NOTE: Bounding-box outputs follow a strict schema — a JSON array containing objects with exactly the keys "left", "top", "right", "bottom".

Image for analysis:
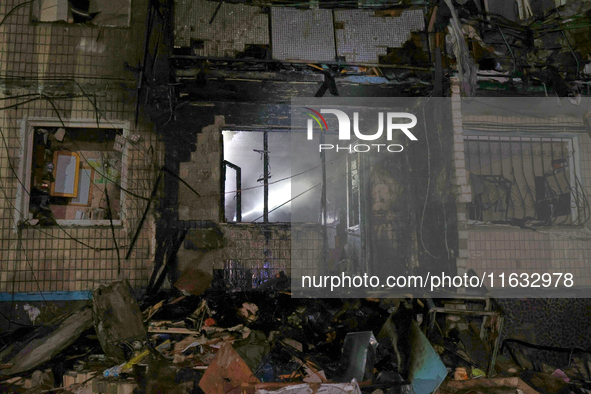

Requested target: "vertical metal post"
[
  {"left": 263, "top": 131, "right": 269, "bottom": 223},
  {"left": 236, "top": 166, "right": 242, "bottom": 223},
  {"left": 221, "top": 157, "right": 226, "bottom": 222},
  {"left": 321, "top": 132, "right": 328, "bottom": 275}
]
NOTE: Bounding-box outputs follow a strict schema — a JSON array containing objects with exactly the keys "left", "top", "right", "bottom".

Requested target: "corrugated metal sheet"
[
  {"left": 271, "top": 8, "right": 336, "bottom": 62},
  {"left": 174, "top": 0, "right": 269, "bottom": 57},
  {"left": 334, "top": 9, "right": 424, "bottom": 63}
]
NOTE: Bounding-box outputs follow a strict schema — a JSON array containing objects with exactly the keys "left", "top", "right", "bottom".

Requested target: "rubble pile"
[{"left": 0, "top": 280, "right": 589, "bottom": 394}]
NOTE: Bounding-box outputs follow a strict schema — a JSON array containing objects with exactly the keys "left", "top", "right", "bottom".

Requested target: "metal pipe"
[
  {"left": 263, "top": 131, "right": 269, "bottom": 223},
  {"left": 224, "top": 160, "right": 242, "bottom": 222}
]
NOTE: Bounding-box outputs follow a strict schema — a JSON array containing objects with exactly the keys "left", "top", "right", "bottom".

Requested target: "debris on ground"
[
  {"left": 92, "top": 280, "right": 147, "bottom": 361},
  {"left": 0, "top": 305, "right": 93, "bottom": 377},
  {"left": 1, "top": 281, "right": 590, "bottom": 394}
]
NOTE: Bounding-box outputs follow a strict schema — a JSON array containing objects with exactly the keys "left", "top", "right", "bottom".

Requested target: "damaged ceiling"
[{"left": 166, "top": 0, "right": 591, "bottom": 105}]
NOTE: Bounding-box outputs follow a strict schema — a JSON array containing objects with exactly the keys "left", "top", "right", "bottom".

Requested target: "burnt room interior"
[{"left": 2, "top": 0, "right": 591, "bottom": 393}]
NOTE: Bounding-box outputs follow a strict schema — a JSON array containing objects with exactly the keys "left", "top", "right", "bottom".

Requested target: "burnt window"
[
  {"left": 28, "top": 127, "right": 124, "bottom": 225},
  {"left": 464, "top": 135, "right": 590, "bottom": 226},
  {"left": 223, "top": 130, "right": 293, "bottom": 223},
  {"left": 16, "top": 119, "right": 131, "bottom": 228},
  {"left": 222, "top": 130, "right": 353, "bottom": 225}
]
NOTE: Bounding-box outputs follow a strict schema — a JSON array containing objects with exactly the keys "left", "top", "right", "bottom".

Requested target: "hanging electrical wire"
[
  {"left": 0, "top": 0, "right": 36, "bottom": 29},
  {"left": 42, "top": 95, "right": 152, "bottom": 202},
  {"left": 0, "top": 124, "right": 132, "bottom": 251},
  {"left": 0, "top": 84, "right": 171, "bottom": 259},
  {"left": 0, "top": 176, "right": 57, "bottom": 318},
  {"left": 224, "top": 151, "right": 347, "bottom": 194},
  {"left": 251, "top": 166, "right": 348, "bottom": 222},
  {"left": 104, "top": 184, "right": 121, "bottom": 274}
]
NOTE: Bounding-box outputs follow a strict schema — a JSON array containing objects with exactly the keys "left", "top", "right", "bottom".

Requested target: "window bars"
[{"left": 464, "top": 135, "right": 590, "bottom": 226}]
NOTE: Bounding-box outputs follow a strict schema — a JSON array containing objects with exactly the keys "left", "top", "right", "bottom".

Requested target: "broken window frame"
[
  {"left": 15, "top": 118, "right": 131, "bottom": 229},
  {"left": 463, "top": 132, "right": 590, "bottom": 227},
  {"left": 222, "top": 128, "right": 292, "bottom": 224}
]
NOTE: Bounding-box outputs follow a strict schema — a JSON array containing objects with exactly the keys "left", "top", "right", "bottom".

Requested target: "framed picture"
[
  {"left": 69, "top": 166, "right": 94, "bottom": 207},
  {"left": 50, "top": 151, "right": 80, "bottom": 197}
]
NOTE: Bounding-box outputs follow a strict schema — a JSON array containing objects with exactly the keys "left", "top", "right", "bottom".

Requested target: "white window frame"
[{"left": 15, "top": 117, "right": 130, "bottom": 229}]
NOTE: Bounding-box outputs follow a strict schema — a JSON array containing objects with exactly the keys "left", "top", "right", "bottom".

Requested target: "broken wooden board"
[
  {"left": 0, "top": 306, "right": 93, "bottom": 376},
  {"left": 148, "top": 327, "right": 201, "bottom": 335},
  {"left": 199, "top": 342, "right": 259, "bottom": 394},
  {"left": 92, "top": 280, "right": 147, "bottom": 360}
]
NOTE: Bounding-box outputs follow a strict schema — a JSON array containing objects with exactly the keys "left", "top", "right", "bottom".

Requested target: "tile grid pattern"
[
  {"left": 451, "top": 81, "right": 591, "bottom": 289},
  {"left": 290, "top": 225, "right": 324, "bottom": 279},
  {"left": 334, "top": 9, "right": 425, "bottom": 63},
  {"left": 174, "top": 0, "right": 269, "bottom": 56},
  {"left": 173, "top": 1, "right": 425, "bottom": 64},
  {"left": 0, "top": 0, "right": 162, "bottom": 292},
  {"left": 222, "top": 226, "right": 292, "bottom": 288},
  {"left": 179, "top": 117, "right": 322, "bottom": 282},
  {"left": 466, "top": 230, "right": 591, "bottom": 286},
  {"left": 271, "top": 8, "right": 336, "bottom": 62}
]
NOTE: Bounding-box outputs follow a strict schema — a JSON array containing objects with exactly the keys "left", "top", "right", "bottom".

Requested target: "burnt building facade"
[{"left": 1, "top": 0, "right": 591, "bottom": 361}]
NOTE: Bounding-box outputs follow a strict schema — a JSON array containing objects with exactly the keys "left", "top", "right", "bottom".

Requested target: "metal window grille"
[{"left": 464, "top": 135, "right": 590, "bottom": 226}]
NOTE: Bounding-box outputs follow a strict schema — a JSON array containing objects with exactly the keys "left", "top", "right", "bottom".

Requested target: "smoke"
[{"left": 223, "top": 130, "right": 349, "bottom": 223}]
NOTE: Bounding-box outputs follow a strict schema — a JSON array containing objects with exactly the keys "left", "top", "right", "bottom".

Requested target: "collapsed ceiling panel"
[
  {"left": 174, "top": 0, "right": 269, "bottom": 57},
  {"left": 271, "top": 8, "right": 336, "bottom": 62},
  {"left": 334, "top": 9, "right": 425, "bottom": 63}
]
